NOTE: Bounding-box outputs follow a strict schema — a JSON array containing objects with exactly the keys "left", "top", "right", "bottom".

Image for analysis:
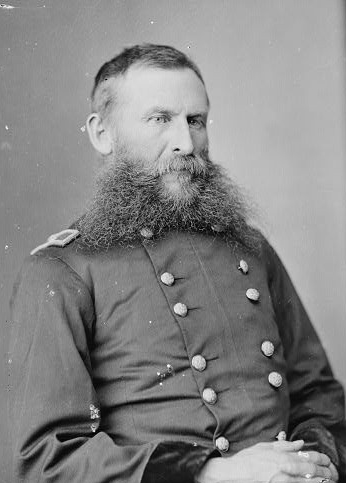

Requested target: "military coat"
[{"left": 8, "top": 229, "right": 346, "bottom": 482}]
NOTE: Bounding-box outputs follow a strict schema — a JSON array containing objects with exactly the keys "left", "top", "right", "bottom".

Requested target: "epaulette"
[{"left": 30, "top": 229, "right": 80, "bottom": 256}]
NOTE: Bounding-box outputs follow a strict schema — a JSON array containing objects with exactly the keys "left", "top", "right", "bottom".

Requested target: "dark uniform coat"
[{"left": 8, "top": 229, "right": 346, "bottom": 482}]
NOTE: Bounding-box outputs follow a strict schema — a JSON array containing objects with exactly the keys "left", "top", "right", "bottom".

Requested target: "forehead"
[{"left": 114, "top": 66, "right": 209, "bottom": 115}]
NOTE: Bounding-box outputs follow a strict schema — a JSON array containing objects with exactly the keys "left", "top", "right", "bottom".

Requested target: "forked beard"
[{"left": 76, "top": 150, "right": 262, "bottom": 252}]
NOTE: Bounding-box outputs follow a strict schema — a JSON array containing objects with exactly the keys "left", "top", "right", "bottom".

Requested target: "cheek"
[
  {"left": 139, "top": 135, "right": 168, "bottom": 163},
  {"left": 136, "top": 141, "right": 164, "bottom": 164},
  {"left": 129, "top": 128, "right": 162, "bottom": 152},
  {"left": 115, "top": 122, "right": 169, "bottom": 163},
  {"left": 194, "top": 130, "right": 209, "bottom": 149}
]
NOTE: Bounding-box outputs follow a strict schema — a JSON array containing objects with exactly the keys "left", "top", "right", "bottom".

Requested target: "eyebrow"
[
  {"left": 142, "top": 107, "right": 177, "bottom": 118},
  {"left": 142, "top": 106, "right": 208, "bottom": 118}
]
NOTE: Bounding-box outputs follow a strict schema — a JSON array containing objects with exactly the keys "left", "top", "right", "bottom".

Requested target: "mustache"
[{"left": 153, "top": 151, "right": 209, "bottom": 178}]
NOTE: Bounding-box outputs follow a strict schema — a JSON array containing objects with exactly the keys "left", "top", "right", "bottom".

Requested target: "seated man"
[{"left": 8, "top": 43, "right": 346, "bottom": 483}]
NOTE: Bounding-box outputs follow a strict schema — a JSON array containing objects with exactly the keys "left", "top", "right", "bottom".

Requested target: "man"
[{"left": 8, "top": 44, "right": 346, "bottom": 483}]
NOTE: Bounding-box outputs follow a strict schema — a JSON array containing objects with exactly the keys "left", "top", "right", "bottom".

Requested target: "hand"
[
  {"left": 291, "top": 450, "right": 338, "bottom": 482},
  {"left": 271, "top": 450, "right": 339, "bottom": 483},
  {"left": 196, "top": 440, "right": 336, "bottom": 483}
]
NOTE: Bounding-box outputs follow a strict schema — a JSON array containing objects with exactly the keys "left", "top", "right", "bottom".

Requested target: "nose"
[{"left": 171, "top": 118, "right": 194, "bottom": 155}]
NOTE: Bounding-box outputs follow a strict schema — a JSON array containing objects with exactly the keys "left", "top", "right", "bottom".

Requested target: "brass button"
[
  {"left": 276, "top": 430, "right": 287, "bottom": 441},
  {"left": 202, "top": 387, "right": 217, "bottom": 405},
  {"left": 140, "top": 227, "right": 153, "bottom": 239},
  {"left": 238, "top": 260, "right": 249, "bottom": 274},
  {"left": 161, "top": 272, "right": 175, "bottom": 286},
  {"left": 191, "top": 355, "right": 207, "bottom": 372},
  {"left": 261, "top": 340, "right": 275, "bottom": 357},
  {"left": 215, "top": 436, "right": 230, "bottom": 452},
  {"left": 173, "top": 302, "right": 188, "bottom": 317},
  {"left": 268, "top": 371, "right": 282, "bottom": 388},
  {"left": 246, "top": 288, "right": 260, "bottom": 302}
]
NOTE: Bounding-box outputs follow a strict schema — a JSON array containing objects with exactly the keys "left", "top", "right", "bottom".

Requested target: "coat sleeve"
[
  {"left": 263, "top": 241, "right": 346, "bottom": 481},
  {"left": 8, "top": 254, "right": 212, "bottom": 483}
]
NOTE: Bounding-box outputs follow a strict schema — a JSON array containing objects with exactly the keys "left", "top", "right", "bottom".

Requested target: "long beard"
[{"left": 76, "top": 150, "right": 261, "bottom": 252}]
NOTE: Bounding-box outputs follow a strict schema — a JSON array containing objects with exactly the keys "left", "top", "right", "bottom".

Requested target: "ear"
[{"left": 86, "top": 113, "right": 113, "bottom": 155}]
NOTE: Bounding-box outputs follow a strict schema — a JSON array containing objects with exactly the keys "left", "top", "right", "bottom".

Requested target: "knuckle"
[
  {"left": 306, "top": 451, "right": 317, "bottom": 462},
  {"left": 315, "top": 451, "right": 331, "bottom": 465},
  {"left": 269, "top": 473, "right": 287, "bottom": 483},
  {"left": 307, "top": 463, "right": 317, "bottom": 475},
  {"left": 281, "top": 460, "right": 294, "bottom": 474},
  {"left": 317, "top": 465, "right": 332, "bottom": 478},
  {"left": 298, "top": 450, "right": 310, "bottom": 459},
  {"left": 274, "top": 440, "right": 292, "bottom": 452},
  {"left": 324, "top": 468, "right": 333, "bottom": 478}
]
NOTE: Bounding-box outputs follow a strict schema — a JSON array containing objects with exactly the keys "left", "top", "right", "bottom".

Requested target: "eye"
[
  {"left": 188, "top": 117, "right": 205, "bottom": 128},
  {"left": 149, "top": 115, "right": 169, "bottom": 124}
]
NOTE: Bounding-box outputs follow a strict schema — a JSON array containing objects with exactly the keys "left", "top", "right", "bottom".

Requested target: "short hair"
[{"left": 91, "top": 43, "right": 206, "bottom": 121}]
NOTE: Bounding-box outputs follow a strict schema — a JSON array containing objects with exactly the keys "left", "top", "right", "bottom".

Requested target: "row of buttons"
[
  {"left": 159, "top": 260, "right": 284, "bottom": 452},
  {"left": 236, "top": 259, "right": 283, "bottom": 389},
  {"left": 160, "top": 268, "right": 230, "bottom": 449}
]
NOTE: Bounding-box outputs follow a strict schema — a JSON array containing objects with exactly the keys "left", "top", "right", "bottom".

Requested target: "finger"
[
  {"left": 271, "top": 476, "right": 335, "bottom": 483},
  {"left": 301, "top": 479, "right": 335, "bottom": 483},
  {"left": 329, "top": 462, "right": 339, "bottom": 482},
  {"left": 297, "top": 451, "right": 331, "bottom": 467},
  {"left": 274, "top": 440, "right": 305, "bottom": 452},
  {"left": 303, "top": 464, "right": 333, "bottom": 480},
  {"left": 270, "top": 471, "right": 335, "bottom": 483},
  {"left": 281, "top": 460, "right": 333, "bottom": 479},
  {"left": 291, "top": 478, "right": 334, "bottom": 483},
  {"left": 305, "top": 464, "right": 333, "bottom": 480}
]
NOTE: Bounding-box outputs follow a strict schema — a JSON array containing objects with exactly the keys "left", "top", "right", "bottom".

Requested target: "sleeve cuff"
[
  {"left": 142, "top": 441, "right": 216, "bottom": 483},
  {"left": 289, "top": 418, "right": 339, "bottom": 468}
]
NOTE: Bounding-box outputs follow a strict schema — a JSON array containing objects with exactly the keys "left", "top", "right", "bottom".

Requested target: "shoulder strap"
[{"left": 30, "top": 229, "right": 80, "bottom": 255}]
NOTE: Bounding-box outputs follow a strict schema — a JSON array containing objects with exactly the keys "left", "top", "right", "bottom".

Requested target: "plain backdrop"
[{"left": 1, "top": 1, "right": 345, "bottom": 480}]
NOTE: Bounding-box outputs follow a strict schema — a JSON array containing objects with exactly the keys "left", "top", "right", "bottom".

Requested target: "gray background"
[{"left": 1, "top": 1, "right": 345, "bottom": 480}]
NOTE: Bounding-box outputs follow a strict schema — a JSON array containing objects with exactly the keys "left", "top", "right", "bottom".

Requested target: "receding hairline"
[
  {"left": 90, "top": 44, "right": 207, "bottom": 119},
  {"left": 91, "top": 63, "right": 209, "bottom": 121}
]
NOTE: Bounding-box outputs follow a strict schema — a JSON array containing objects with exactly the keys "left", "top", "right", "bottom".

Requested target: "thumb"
[{"left": 274, "top": 439, "right": 305, "bottom": 452}]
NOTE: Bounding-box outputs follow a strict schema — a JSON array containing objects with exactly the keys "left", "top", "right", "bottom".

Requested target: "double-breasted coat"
[{"left": 8, "top": 228, "right": 346, "bottom": 482}]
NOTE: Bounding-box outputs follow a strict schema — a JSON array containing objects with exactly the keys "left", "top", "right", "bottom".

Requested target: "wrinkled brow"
[{"left": 143, "top": 106, "right": 208, "bottom": 118}]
